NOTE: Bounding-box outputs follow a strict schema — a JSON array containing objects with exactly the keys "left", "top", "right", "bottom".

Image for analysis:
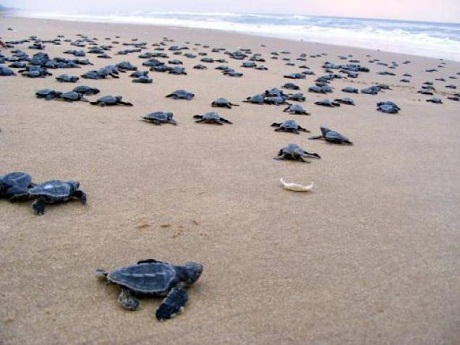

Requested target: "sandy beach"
[{"left": 1, "top": 15, "right": 459, "bottom": 344}]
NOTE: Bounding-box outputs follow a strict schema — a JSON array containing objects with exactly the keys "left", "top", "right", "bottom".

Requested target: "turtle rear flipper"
[
  {"left": 118, "top": 288, "right": 140, "bottom": 311},
  {"left": 32, "top": 198, "right": 46, "bottom": 215},
  {"left": 156, "top": 286, "right": 188, "bottom": 321}
]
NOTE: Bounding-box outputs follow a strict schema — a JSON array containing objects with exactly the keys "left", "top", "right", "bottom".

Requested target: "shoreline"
[
  {"left": 1, "top": 15, "right": 460, "bottom": 345},
  {"left": 4, "top": 11, "right": 460, "bottom": 62}
]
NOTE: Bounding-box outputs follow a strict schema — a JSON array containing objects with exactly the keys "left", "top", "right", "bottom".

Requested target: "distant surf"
[{"left": 11, "top": 10, "right": 460, "bottom": 61}]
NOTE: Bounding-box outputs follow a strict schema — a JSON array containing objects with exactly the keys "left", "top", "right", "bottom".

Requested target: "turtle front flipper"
[
  {"left": 73, "top": 190, "right": 87, "bottom": 204},
  {"left": 308, "top": 135, "right": 324, "bottom": 140},
  {"left": 32, "top": 198, "right": 46, "bottom": 215},
  {"left": 118, "top": 288, "right": 140, "bottom": 311},
  {"left": 156, "top": 286, "right": 188, "bottom": 321}
]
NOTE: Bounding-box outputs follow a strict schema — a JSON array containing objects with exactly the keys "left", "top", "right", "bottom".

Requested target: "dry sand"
[{"left": 1, "top": 16, "right": 459, "bottom": 345}]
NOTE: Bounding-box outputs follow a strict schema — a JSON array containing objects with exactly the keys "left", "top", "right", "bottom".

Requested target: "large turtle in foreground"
[
  {"left": 96, "top": 259, "right": 203, "bottom": 321},
  {"left": 28, "top": 180, "right": 87, "bottom": 215}
]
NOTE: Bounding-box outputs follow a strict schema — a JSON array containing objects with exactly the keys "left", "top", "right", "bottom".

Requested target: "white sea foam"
[{"left": 14, "top": 10, "right": 460, "bottom": 61}]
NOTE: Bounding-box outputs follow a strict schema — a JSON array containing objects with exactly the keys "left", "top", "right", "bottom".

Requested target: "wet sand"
[{"left": 1, "top": 16, "right": 460, "bottom": 345}]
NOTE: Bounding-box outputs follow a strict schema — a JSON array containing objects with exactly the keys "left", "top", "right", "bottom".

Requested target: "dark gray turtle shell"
[
  {"left": 0, "top": 172, "right": 33, "bottom": 198},
  {"left": 105, "top": 261, "right": 179, "bottom": 295},
  {"left": 29, "top": 180, "right": 79, "bottom": 202}
]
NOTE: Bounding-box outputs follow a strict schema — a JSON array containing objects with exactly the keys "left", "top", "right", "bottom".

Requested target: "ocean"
[{"left": 12, "top": 10, "right": 460, "bottom": 62}]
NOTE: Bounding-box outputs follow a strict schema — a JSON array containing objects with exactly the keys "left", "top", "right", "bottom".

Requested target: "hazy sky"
[{"left": 2, "top": 0, "right": 460, "bottom": 23}]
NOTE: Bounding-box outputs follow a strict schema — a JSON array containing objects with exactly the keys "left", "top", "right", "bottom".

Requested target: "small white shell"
[{"left": 280, "top": 178, "right": 314, "bottom": 192}]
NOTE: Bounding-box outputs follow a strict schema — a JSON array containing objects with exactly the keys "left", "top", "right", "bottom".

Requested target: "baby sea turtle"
[
  {"left": 28, "top": 180, "right": 87, "bottom": 215},
  {"left": 96, "top": 259, "right": 203, "bottom": 321},
  {"left": 426, "top": 97, "right": 443, "bottom": 104},
  {"left": 282, "top": 82, "right": 300, "bottom": 90},
  {"left": 377, "top": 101, "right": 401, "bottom": 113},
  {"left": 334, "top": 97, "right": 355, "bottom": 106},
  {"left": 132, "top": 76, "right": 153, "bottom": 83},
  {"left": 56, "top": 74, "right": 79, "bottom": 83},
  {"left": 309, "top": 127, "right": 353, "bottom": 145},
  {"left": 165, "top": 89, "right": 194, "bottom": 100},
  {"left": 58, "top": 91, "right": 89, "bottom": 102},
  {"left": 90, "top": 96, "right": 133, "bottom": 106},
  {"left": 35, "top": 89, "right": 62, "bottom": 100},
  {"left": 314, "top": 99, "right": 340, "bottom": 107},
  {"left": 243, "top": 94, "right": 265, "bottom": 104},
  {"left": 287, "top": 93, "right": 306, "bottom": 102},
  {"left": 275, "top": 143, "right": 321, "bottom": 163},
  {"left": 142, "top": 112, "right": 177, "bottom": 125},
  {"left": 283, "top": 104, "right": 310, "bottom": 115},
  {"left": 193, "top": 111, "right": 232, "bottom": 125},
  {"left": 271, "top": 120, "right": 310, "bottom": 134},
  {"left": 72, "top": 86, "right": 100, "bottom": 96},
  {"left": 0, "top": 172, "right": 34, "bottom": 201},
  {"left": 211, "top": 97, "right": 239, "bottom": 109},
  {"left": 341, "top": 86, "right": 359, "bottom": 94}
]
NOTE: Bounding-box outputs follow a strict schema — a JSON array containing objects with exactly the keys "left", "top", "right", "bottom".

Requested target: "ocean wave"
[{"left": 14, "top": 10, "right": 460, "bottom": 61}]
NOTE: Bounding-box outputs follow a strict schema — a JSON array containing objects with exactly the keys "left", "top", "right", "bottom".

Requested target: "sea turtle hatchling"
[
  {"left": 72, "top": 85, "right": 100, "bottom": 96},
  {"left": 90, "top": 96, "right": 133, "bottom": 106},
  {"left": 275, "top": 143, "right": 321, "bottom": 163},
  {"left": 193, "top": 111, "right": 232, "bottom": 125},
  {"left": 142, "top": 112, "right": 177, "bottom": 125},
  {"left": 211, "top": 97, "right": 239, "bottom": 109},
  {"left": 28, "top": 180, "right": 87, "bottom": 215},
  {"left": 165, "top": 89, "right": 194, "bottom": 100},
  {"left": 309, "top": 126, "right": 353, "bottom": 145},
  {"left": 96, "top": 259, "right": 203, "bottom": 321},
  {"left": 35, "top": 89, "right": 62, "bottom": 100},
  {"left": 271, "top": 120, "right": 311, "bottom": 134},
  {"left": 283, "top": 104, "right": 310, "bottom": 115}
]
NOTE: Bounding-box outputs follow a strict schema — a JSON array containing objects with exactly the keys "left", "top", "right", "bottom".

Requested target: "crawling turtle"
[
  {"left": 36, "top": 89, "right": 62, "bottom": 100},
  {"left": 59, "top": 91, "right": 89, "bottom": 102},
  {"left": 271, "top": 120, "right": 310, "bottom": 134},
  {"left": 314, "top": 99, "right": 340, "bottom": 107},
  {"left": 283, "top": 104, "right": 310, "bottom": 115},
  {"left": 28, "top": 180, "right": 87, "bottom": 215},
  {"left": 243, "top": 94, "right": 264, "bottom": 104},
  {"left": 193, "top": 111, "right": 232, "bottom": 125},
  {"left": 377, "top": 101, "right": 400, "bottom": 113},
  {"left": 90, "top": 96, "right": 133, "bottom": 106},
  {"left": 72, "top": 85, "right": 100, "bottom": 96},
  {"left": 0, "top": 172, "right": 34, "bottom": 201},
  {"left": 334, "top": 97, "right": 355, "bottom": 106},
  {"left": 132, "top": 76, "right": 153, "bottom": 83},
  {"left": 287, "top": 93, "right": 306, "bottom": 102},
  {"left": 426, "top": 97, "right": 443, "bottom": 104},
  {"left": 211, "top": 97, "right": 239, "bottom": 109},
  {"left": 275, "top": 143, "right": 321, "bottom": 163},
  {"left": 130, "top": 71, "right": 149, "bottom": 78},
  {"left": 341, "top": 86, "right": 359, "bottom": 94},
  {"left": 56, "top": 74, "right": 79, "bottom": 83},
  {"left": 165, "top": 89, "right": 194, "bottom": 100},
  {"left": 142, "top": 112, "right": 177, "bottom": 125},
  {"left": 309, "top": 127, "right": 353, "bottom": 144},
  {"left": 282, "top": 83, "right": 300, "bottom": 90},
  {"left": 96, "top": 259, "right": 203, "bottom": 321}
]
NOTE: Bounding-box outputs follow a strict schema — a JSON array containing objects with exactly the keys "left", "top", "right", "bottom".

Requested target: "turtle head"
[
  {"left": 179, "top": 262, "right": 203, "bottom": 286},
  {"left": 320, "top": 126, "right": 330, "bottom": 135}
]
